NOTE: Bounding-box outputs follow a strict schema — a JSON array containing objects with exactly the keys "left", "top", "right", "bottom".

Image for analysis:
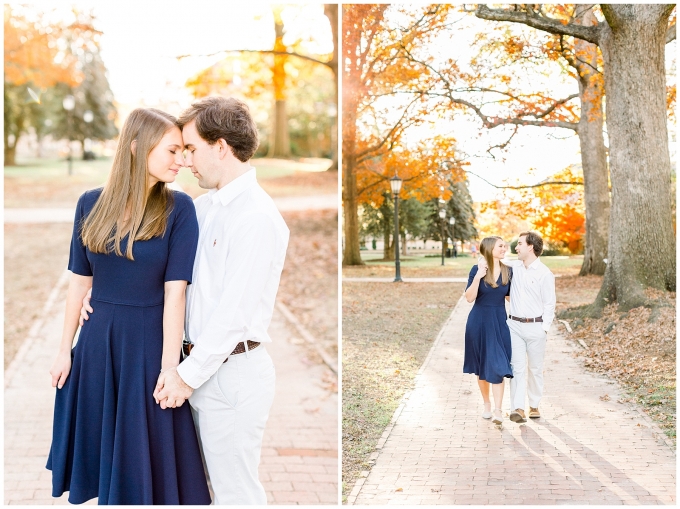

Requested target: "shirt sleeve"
[
  {"left": 466, "top": 265, "right": 478, "bottom": 290},
  {"left": 176, "top": 212, "right": 280, "bottom": 389},
  {"left": 541, "top": 269, "right": 556, "bottom": 332},
  {"left": 164, "top": 194, "right": 199, "bottom": 284},
  {"left": 68, "top": 193, "right": 93, "bottom": 276}
]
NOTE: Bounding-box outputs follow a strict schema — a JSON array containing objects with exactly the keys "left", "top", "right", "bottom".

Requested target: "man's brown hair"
[
  {"left": 178, "top": 96, "right": 259, "bottom": 162},
  {"left": 519, "top": 231, "right": 544, "bottom": 257}
]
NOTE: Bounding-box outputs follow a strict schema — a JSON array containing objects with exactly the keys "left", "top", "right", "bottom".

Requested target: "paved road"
[
  {"left": 4, "top": 194, "right": 338, "bottom": 224},
  {"left": 348, "top": 297, "right": 675, "bottom": 505},
  {"left": 4, "top": 273, "right": 338, "bottom": 505}
]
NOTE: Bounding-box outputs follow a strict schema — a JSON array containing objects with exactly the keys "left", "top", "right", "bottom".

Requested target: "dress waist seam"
[{"left": 90, "top": 297, "right": 164, "bottom": 308}]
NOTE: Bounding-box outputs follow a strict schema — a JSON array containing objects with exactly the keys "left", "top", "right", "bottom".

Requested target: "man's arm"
[
  {"left": 175, "top": 212, "right": 281, "bottom": 389},
  {"left": 541, "top": 270, "right": 557, "bottom": 333}
]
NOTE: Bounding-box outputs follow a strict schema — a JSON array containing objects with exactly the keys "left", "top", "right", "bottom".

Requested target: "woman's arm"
[
  {"left": 464, "top": 262, "right": 487, "bottom": 303},
  {"left": 50, "top": 273, "right": 93, "bottom": 389},
  {"left": 162, "top": 280, "right": 188, "bottom": 371}
]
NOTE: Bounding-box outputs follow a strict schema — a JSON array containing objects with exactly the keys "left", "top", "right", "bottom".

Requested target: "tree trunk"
[
  {"left": 573, "top": 8, "right": 610, "bottom": 276},
  {"left": 268, "top": 100, "right": 291, "bottom": 158},
  {"left": 402, "top": 233, "right": 408, "bottom": 256},
  {"left": 4, "top": 143, "right": 16, "bottom": 166},
  {"left": 382, "top": 223, "right": 394, "bottom": 261},
  {"left": 268, "top": 13, "right": 291, "bottom": 159},
  {"left": 324, "top": 4, "right": 339, "bottom": 170},
  {"left": 342, "top": 92, "right": 364, "bottom": 265},
  {"left": 595, "top": 5, "right": 676, "bottom": 310}
]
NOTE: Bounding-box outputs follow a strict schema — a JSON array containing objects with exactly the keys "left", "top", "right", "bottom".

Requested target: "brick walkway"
[
  {"left": 349, "top": 297, "right": 675, "bottom": 505},
  {"left": 4, "top": 275, "right": 338, "bottom": 505}
]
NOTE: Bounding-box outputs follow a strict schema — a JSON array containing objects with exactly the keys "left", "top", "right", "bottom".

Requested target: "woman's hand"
[
  {"left": 50, "top": 350, "right": 72, "bottom": 389},
  {"left": 476, "top": 257, "right": 488, "bottom": 279}
]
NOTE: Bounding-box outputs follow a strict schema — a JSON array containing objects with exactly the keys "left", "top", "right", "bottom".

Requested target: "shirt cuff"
[{"left": 176, "top": 356, "right": 209, "bottom": 390}]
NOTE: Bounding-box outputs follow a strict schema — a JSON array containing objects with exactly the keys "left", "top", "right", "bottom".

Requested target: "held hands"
[
  {"left": 79, "top": 288, "right": 93, "bottom": 327},
  {"left": 153, "top": 368, "right": 193, "bottom": 409},
  {"left": 50, "top": 351, "right": 72, "bottom": 389},
  {"left": 475, "top": 257, "right": 488, "bottom": 280}
]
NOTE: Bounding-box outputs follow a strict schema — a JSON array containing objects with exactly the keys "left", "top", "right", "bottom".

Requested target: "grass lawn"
[
  {"left": 342, "top": 282, "right": 464, "bottom": 500},
  {"left": 343, "top": 253, "right": 585, "bottom": 279}
]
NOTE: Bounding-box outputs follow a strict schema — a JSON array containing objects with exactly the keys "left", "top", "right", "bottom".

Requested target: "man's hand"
[
  {"left": 154, "top": 367, "right": 193, "bottom": 409},
  {"left": 79, "top": 288, "right": 93, "bottom": 327}
]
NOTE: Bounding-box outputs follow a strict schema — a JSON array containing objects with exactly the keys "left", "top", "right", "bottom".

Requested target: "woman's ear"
[{"left": 131, "top": 139, "right": 137, "bottom": 156}]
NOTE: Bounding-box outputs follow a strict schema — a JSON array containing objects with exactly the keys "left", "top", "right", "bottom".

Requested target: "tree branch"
[
  {"left": 355, "top": 95, "right": 423, "bottom": 162},
  {"left": 176, "top": 49, "right": 332, "bottom": 69},
  {"left": 475, "top": 5, "right": 601, "bottom": 45},
  {"left": 667, "top": 23, "right": 676, "bottom": 43},
  {"left": 465, "top": 169, "right": 584, "bottom": 189}
]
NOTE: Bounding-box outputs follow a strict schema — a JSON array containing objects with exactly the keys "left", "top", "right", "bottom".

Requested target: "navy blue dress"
[
  {"left": 47, "top": 188, "right": 211, "bottom": 505},
  {"left": 463, "top": 265, "right": 513, "bottom": 384}
]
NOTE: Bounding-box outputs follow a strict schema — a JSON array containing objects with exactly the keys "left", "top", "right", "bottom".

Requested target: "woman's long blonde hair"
[
  {"left": 81, "top": 108, "right": 177, "bottom": 260},
  {"left": 480, "top": 236, "right": 510, "bottom": 288}
]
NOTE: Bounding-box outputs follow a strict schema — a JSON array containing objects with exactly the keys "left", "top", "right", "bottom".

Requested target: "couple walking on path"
[{"left": 464, "top": 232, "right": 556, "bottom": 425}]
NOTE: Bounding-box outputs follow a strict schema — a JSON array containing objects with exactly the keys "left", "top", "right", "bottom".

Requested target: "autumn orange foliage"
[
  {"left": 480, "top": 166, "right": 586, "bottom": 253},
  {"left": 4, "top": 6, "right": 84, "bottom": 89}
]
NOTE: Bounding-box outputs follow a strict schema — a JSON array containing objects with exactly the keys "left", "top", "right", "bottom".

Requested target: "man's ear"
[
  {"left": 131, "top": 139, "right": 137, "bottom": 156},
  {"left": 216, "top": 138, "right": 234, "bottom": 160}
]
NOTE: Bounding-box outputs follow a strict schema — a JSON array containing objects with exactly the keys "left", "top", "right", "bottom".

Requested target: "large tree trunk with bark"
[
  {"left": 342, "top": 93, "right": 364, "bottom": 265},
  {"left": 573, "top": 8, "right": 610, "bottom": 276},
  {"left": 595, "top": 5, "right": 676, "bottom": 310}
]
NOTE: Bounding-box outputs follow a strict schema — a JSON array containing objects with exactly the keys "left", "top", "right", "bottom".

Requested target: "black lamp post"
[
  {"left": 390, "top": 175, "right": 403, "bottom": 282},
  {"left": 63, "top": 95, "right": 75, "bottom": 175},
  {"left": 439, "top": 208, "right": 446, "bottom": 266}
]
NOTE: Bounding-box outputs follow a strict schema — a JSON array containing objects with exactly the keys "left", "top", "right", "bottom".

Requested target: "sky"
[
  {"left": 30, "top": 2, "right": 333, "bottom": 122},
  {"left": 365, "top": 6, "right": 676, "bottom": 203}
]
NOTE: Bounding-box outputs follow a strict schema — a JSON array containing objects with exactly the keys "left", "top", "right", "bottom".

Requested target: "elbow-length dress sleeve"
[
  {"left": 68, "top": 193, "right": 93, "bottom": 277},
  {"left": 164, "top": 193, "right": 199, "bottom": 284},
  {"left": 466, "top": 265, "right": 479, "bottom": 291}
]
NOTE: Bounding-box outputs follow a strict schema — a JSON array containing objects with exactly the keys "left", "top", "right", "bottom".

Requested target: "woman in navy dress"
[
  {"left": 47, "top": 108, "right": 211, "bottom": 505},
  {"left": 463, "top": 236, "right": 513, "bottom": 425}
]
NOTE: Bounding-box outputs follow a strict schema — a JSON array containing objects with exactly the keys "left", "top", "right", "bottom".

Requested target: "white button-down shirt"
[
  {"left": 502, "top": 258, "right": 556, "bottom": 333},
  {"left": 176, "top": 169, "right": 289, "bottom": 389}
]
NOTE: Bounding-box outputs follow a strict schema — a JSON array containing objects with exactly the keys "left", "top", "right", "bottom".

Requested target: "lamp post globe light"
[
  {"left": 390, "top": 175, "right": 403, "bottom": 282},
  {"left": 63, "top": 95, "right": 75, "bottom": 175},
  {"left": 438, "top": 208, "right": 446, "bottom": 266}
]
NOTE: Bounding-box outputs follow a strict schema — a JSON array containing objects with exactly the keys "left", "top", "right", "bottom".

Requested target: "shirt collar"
[
  {"left": 208, "top": 168, "right": 257, "bottom": 207},
  {"left": 526, "top": 257, "right": 543, "bottom": 270}
]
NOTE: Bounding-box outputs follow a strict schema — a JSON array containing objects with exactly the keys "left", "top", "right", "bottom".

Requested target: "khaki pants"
[
  {"left": 508, "top": 321, "right": 547, "bottom": 410},
  {"left": 189, "top": 345, "right": 276, "bottom": 505}
]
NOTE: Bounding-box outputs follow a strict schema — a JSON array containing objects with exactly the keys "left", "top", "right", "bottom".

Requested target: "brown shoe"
[
  {"left": 529, "top": 407, "right": 541, "bottom": 419},
  {"left": 509, "top": 408, "right": 527, "bottom": 423}
]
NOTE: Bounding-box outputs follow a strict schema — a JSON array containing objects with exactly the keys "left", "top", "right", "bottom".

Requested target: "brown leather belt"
[
  {"left": 509, "top": 315, "right": 543, "bottom": 323},
  {"left": 182, "top": 340, "right": 260, "bottom": 363}
]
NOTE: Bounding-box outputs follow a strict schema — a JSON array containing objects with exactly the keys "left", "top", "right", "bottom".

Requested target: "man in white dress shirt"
[
  {"left": 154, "top": 97, "right": 289, "bottom": 504},
  {"left": 502, "top": 232, "right": 556, "bottom": 424},
  {"left": 80, "top": 97, "right": 289, "bottom": 503}
]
